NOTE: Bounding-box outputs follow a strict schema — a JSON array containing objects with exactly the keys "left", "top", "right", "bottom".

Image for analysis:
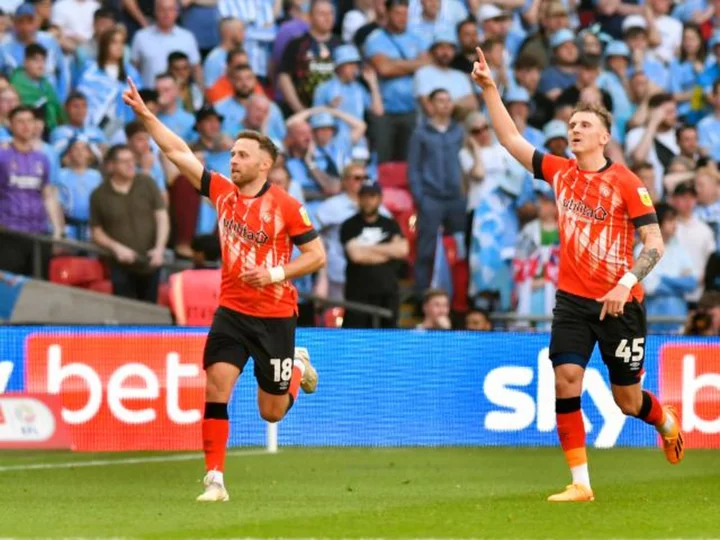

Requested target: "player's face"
[
  {"left": 568, "top": 112, "right": 610, "bottom": 155},
  {"left": 9, "top": 111, "right": 34, "bottom": 142},
  {"left": 230, "top": 138, "right": 271, "bottom": 186}
]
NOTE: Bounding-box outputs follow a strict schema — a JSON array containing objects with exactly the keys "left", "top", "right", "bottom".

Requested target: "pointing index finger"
[{"left": 127, "top": 76, "right": 139, "bottom": 95}]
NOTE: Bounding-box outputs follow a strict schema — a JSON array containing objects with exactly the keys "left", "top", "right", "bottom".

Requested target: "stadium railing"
[{"left": 0, "top": 227, "right": 395, "bottom": 328}]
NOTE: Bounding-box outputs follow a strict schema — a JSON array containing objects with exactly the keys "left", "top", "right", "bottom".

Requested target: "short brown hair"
[
  {"left": 571, "top": 101, "right": 612, "bottom": 133},
  {"left": 423, "top": 287, "right": 449, "bottom": 305},
  {"left": 236, "top": 130, "right": 278, "bottom": 163}
]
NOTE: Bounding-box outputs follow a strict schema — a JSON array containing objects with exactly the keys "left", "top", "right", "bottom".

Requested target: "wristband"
[
  {"left": 618, "top": 272, "right": 638, "bottom": 289},
  {"left": 269, "top": 266, "right": 286, "bottom": 283}
]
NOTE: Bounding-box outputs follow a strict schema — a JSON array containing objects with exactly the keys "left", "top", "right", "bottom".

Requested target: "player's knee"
[
  {"left": 554, "top": 363, "right": 584, "bottom": 397},
  {"left": 258, "top": 404, "right": 286, "bottom": 423},
  {"left": 614, "top": 395, "right": 642, "bottom": 416}
]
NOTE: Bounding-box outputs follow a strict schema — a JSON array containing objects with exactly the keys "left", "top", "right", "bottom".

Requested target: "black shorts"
[
  {"left": 203, "top": 306, "right": 297, "bottom": 395},
  {"left": 549, "top": 290, "right": 647, "bottom": 386}
]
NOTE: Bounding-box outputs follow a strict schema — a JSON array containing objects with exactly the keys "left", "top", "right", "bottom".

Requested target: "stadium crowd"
[{"left": 1, "top": 0, "right": 720, "bottom": 335}]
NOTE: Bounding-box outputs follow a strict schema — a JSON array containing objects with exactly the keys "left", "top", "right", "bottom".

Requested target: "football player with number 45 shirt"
[
  {"left": 123, "top": 79, "right": 326, "bottom": 503},
  {"left": 471, "top": 48, "right": 684, "bottom": 502}
]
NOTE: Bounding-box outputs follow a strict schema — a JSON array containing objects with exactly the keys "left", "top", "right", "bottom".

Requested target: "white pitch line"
[{"left": 0, "top": 449, "right": 271, "bottom": 472}]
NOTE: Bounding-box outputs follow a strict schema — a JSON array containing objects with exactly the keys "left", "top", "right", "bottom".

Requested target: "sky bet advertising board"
[{"left": 0, "top": 327, "right": 718, "bottom": 451}]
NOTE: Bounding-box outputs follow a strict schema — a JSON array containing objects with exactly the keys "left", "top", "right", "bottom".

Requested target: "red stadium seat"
[
  {"left": 87, "top": 279, "right": 113, "bottom": 295},
  {"left": 378, "top": 162, "right": 409, "bottom": 189},
  {"left": 323, "top": 307, "right": 344, "bottom": 328},
  {"left": 157, "top": 283, "right": 170, "bottom": 306},
  {"left": 442, "top": 235, "right": 469, "bottom": 313},
  {"left": 382, "top": 187, "right": 414, "bottom": 214},
  {"left": 49, "top": 256, "right": 105, "bottom": 287},
  {"left": 168, "top": 269, "right": 221, "bottom": 325}
]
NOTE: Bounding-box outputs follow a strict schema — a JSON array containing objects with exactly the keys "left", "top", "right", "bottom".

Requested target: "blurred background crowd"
[{"left": 1, "top": 0, "right": 720, "bottom": 335}]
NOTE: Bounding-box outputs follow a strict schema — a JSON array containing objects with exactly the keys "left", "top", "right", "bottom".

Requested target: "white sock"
[
  {"left": 208, "top": 470, "right": 224, "bottom": 486},
  {"left": 293, "top": 358, "right": 306, "bottom": 377},
  {"left": 570, "top": 464, "right": 591, "bottom": 489},
  {"left": 658, "top": 411, "right": 675, "bottom": 435}
]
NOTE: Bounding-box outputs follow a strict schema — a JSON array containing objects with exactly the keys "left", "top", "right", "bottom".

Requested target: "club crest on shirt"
[
  {"left": 299, "top": 206, "right": 312, "bottom": 227},
  {"left": 637, "top": 187, "right": 653, "bottom": 207}
]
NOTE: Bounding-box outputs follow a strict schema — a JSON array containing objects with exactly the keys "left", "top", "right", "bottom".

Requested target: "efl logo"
[
  {"left": 26, "top": 334, "right": 207, "bottom": 451},
  {"left": 660, "top": 344, "right": 720, "bottom": 448}
]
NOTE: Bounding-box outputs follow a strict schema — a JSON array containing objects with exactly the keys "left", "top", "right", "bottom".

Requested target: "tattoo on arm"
[{"left": 630, "top": 223, "right": 664, "bottom": 282}]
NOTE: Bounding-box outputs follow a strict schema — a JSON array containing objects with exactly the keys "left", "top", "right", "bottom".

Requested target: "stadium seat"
[
  {"left": 87, "top": 279, "right": 113, "bottom": 295},
  {"left": 382, "top": 187, "right": 414, "bottom": 214},
  {"left": 442, "top": 236, "right": 469, "bottom": 313},
  {"left": 157, "top": 283, "right": 170, "bottom": 307},
  {"left": 49, "top": 256, "right": 105, "bottom": 287},
  {"left": 168, "top": 269, "right": 221, "bottom": 325},
  {"left": 377, "top": 162, "right": 409, "bottom": 189},
  {"left": 322, "top": 306, "right": 344, "bottom": 328}
]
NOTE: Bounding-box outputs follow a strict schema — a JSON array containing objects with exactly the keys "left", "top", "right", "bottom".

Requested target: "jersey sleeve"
[
  {"left": 284, "top": 195, "right": 319, "bottom": 246},
  {"left": 200, "top": 168, "right": 235, "bottom": 207},
  {"left": 532, "top": 150, "right": 569, "bottom": 184},
  {"left": 619, "top": 171, "right": 658, "bottom": 227}
]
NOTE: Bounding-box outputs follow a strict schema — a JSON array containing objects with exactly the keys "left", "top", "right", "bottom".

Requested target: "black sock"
[{"left": 204, "top": 402, "right": 228, "bottom": 420}]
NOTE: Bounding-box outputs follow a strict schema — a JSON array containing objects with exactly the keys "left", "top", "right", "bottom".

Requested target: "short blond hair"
[{"left": 571, "top": 101, "right": 613, "bottom": 133}]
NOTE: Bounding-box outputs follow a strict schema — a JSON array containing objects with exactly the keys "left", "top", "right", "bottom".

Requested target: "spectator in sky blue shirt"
[
  {"left": 538, "top": 29, "right": 579, "bottom": 100},
  {"left": 2, "top": 3, "right": 70, "bottom": 101},
  {"left": 220, "top": 0, "right": 277, "bottom": 80},
  {"left": 49, "top": 92, "right": 107, "bottom": 160},
  {"left": 364, "top": 0, "right": 429, "bottom": 163},
  {"left": 155, "top": 73, "right": 196, "bottom": 142},
  {"left": 54, "top": 136, "right": 103, "bottom": 241},
  {"left": 697, "top": 80, "right": 720, "bottom": 161},
  {"left": 237, "top": 94, "right": 287, "bottom": 149},
  {"left": 203, "top": 18, "right": 245, "bottom": 88}
]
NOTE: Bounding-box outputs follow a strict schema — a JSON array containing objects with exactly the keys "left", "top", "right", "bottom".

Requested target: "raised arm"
[
  {"left": 470, "top": 47, "right": 535, "bottom": 172},
  {"left": 122, "top": 78, "right": 204, "bottom": 190}
]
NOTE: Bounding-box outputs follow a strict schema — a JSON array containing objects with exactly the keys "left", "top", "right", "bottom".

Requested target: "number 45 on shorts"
[{"left": 615, "top": 338, "right": 645, "bottom": 364}]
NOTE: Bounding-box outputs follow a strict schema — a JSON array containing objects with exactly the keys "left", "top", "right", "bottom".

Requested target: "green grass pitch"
[{"left": 0, "top": 447, "right": 718, "bottom": 539}]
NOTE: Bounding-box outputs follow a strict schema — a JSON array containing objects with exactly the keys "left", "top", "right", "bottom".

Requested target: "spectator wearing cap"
[
  {"left": 409, "top": 0, "right": 467, "bottom": 47},
  {"left": 636, "top": 203, "right": 697, "bottom": 333},
  {"left": 364, "top": 0, "right": 430, "bottom": 163},
  {"left": 76, "top": 27, "right": 141, "bottom": 138},
  {"left": 125, "top": 121, "right": 168, "bottom": 198},
  {"left": 597, "top": 40, "right": 632, "bottom": 141},
  {"left": 555, "top": 54, "right": 613, "bottom": 113},
  {"left": 155, "top": 72, "right": 196, "bottom": 142},
  {"left": 697, "top": 80, "right": 720, "bottom": 161},
  {"left": 193, "top": 105, "right": 231, "bottom": 179},
  {"left": 626, "top": 93, "right": 679, "bottom": 198},
  {"left": 130, "top": 0, "right": 202, "bottom": 89},
  {"left": 543, "top": 119, "right": 570, "bottom": 157},
  {"left": 672, "top": 181, "right": 715, "bottom": 305},
  {"left": 623, "top": 14, "right": 669, "bottom": 91},
  {"left": 218, "top": 0, "right": 276, "bottom": 81},
  {"left": 450, "top": 18, "right": 480, "bottom": 75},
  {"left": 285, "top": 106, "right": 367, "bottom": 200},
  {"left": 504, "top": 87, "right": 544, "bottom": 149},
  {"left": 407, "top": 88, "right": 466, "bottom": 302},
  {"left": 537, "top": 29, "right": 578, "bottom": 100},
  {"left": 50, "top": 92, "right": 107, "bottom": 160},
  {"left": 516, "top": 1, "right": 570, "bottom": 70},
  {"left": 413, "top": 29, "right": 475, "bottom": 117},
  {"left": 2, "top": 3, "right": 69, "bottom": 101},
  {"left": 477, "top": 4, "right": 524, "bottom": 61},
  {"left": 313, "top": 44, "right": 384, "bottom": 142},
  {"left": 0, "top": 105, "right": 64, "bottom": 278},
  {"left": 340, "top": 179, "right": 408, "bottom": 328},
  {"left": 240, "top": 94, "right": 288, "bottom": 149},
  {"left": 510, "top": 54, "right": 554, "bottom": 130},
  {"left": 50, "top": 0, "right": 100, "bottom": 45},
  {"left": 277, "top": 0, "right": 342, "bottom": 114},
  {"left": 669, "top": 24, "right": 709, "bottom": 127},
  {"left": 646, "top": 0, "right": 682, "bottom": 65},
  {"left": 202, "top": 19, "right": 245, "bottom": 89},
  {"left": 513, "top": 182, "right": 560, "bottom": 331},
  {"left": 214, "top": 64, "right": 273, "bottom": 137},
  {"left": 53, "top": 136, "right": 102, "bottom": 241},
  {"left": 694, "top": 166, "right": 720, "bottom": 249},
  {"left": 315, "top": 162, "right": 390, "bottom": 301},
  {"left": 10, "top": 43, "right": 65, "bottom": 131}
]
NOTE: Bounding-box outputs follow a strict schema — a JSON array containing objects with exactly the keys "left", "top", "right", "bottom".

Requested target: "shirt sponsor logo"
[
  {"left": 9, "top": 174, "right": 43, "bottom": 190},
  {"left": 222, "top": 218, "right": 269, "bottom": 244},
  {"left": 560, "top": 198, "right": 608, "bottom": 221}
]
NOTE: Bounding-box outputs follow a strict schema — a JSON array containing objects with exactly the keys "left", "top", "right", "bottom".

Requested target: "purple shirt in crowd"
[
  {"left": 0, "top": 142, "right": 50, "bottom": 234},
  {"left": 271, "top": 18, "right": 310, "bottom": 96}
]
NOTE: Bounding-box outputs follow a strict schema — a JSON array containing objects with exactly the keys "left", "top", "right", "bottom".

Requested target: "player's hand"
[
  {"left": 113, "top": 244, "right": 137, "bottom": 264},
  {"left": 147, "top": 247, "right": 164, "bottom": 268},
  {"left": 242, "top": 266, "right": 273, "bottom": 288},
  {"left": 471, "top": 47, "right": 495, "bottom": 90},
  {"left": 596, "top": 284, "right": 631, "bottom": 321},
  {"left": 122, "top": 77, "right": 150, "bottom": 119}
]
